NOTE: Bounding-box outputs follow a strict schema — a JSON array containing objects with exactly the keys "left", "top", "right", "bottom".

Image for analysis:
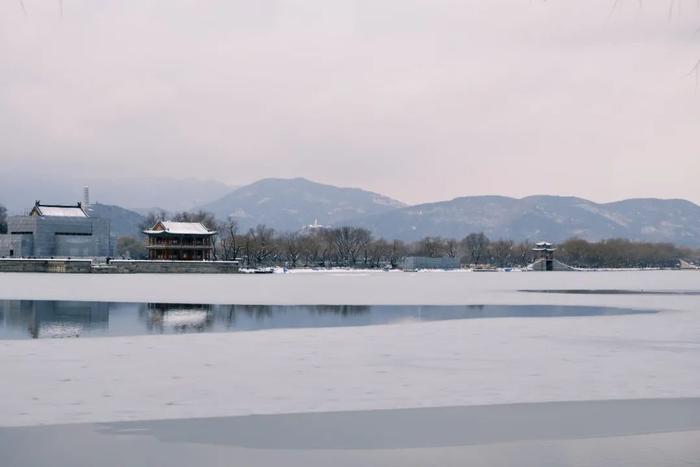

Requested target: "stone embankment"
[{"left": 0, "top": 258, "right": 240, "bottom": 274}]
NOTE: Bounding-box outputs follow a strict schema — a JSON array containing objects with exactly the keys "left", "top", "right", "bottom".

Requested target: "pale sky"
[{"left": 0, "top": 0, "right": 698, "bottom": 205}]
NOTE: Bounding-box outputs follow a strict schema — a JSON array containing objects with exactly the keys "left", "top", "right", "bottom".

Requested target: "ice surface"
[
  {"left": 1, "top": 270, "right": 699, "bottom": 306},
  {"left": 3, "top": 401, "right": 700, "bottom": 467},
  {"left": 0, "top": 271, "right": 699, "bottom": 427}
]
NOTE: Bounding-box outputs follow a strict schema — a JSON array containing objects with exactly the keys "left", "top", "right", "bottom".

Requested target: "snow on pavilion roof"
[
  {"left": 144, "top": 221, "right": 216, "bottom": 235},
  {"left": 533, "top": 241, "right": 556, "bottom": 251}
]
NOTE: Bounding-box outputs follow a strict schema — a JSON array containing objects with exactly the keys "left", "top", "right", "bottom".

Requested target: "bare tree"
[
  {"left": 139, "top": 209, "right": 168, "bottom": 232},
  {"left": 512, "top": 241, "right": 535, "bottom": 266},
  {"left": 445, "top": 238, "right": 460, "bottom": 258},
  {"left": 280, "top": 232, "right": 302, "bottom": 267},
  {"left": 488, "top": 239, "right": 514, "bottom": 267},
  {"left": 327, "top": 226, "right": 372, "bottom": 265},
  {"left": 299, "top": 232, "right": 327, "bottom": 267},
  {"left": 246, "top": 224, "right": 277, "bottom": 266},
  {"left": 365, "top": 238, "right": 391, "bottom": 268},
  {"left": 172, "top": 210, "right": 219, "bottom": 231},
  {"left": 462, "top": 233, "right": 490, "bottom": 265},
  {"left": 219, "top": 219, "right": 243, "bottom": 261},
  {"left": 415, "top": 236, "right": 447, "bottom": 257},
  {"left": 388, "top": 240, "right": 408, "bottom": 268}
]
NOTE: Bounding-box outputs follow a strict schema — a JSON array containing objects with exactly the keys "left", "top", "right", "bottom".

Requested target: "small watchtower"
[{"left": 532, "top": 242, "right": 556, "bottom": 271}]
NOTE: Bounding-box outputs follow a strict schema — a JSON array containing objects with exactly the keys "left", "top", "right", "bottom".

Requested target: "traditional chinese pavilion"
[
  {"left": 143, "top": 221, "right": 216, "bottom": 261},
  {"left": 532, "top": 241, "right": 556, "bottom": 271}
]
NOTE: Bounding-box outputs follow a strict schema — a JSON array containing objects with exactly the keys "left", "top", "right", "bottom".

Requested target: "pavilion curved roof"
[{"left": 143, "top": 221, "right": 216, "bottom": 235}]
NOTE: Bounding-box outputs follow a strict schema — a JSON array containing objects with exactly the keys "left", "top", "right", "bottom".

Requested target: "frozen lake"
[
  {"left": 1, "top": 269, "right": 700, "bottom": 307},
  {"left": 2, "top": 399, "right": 700, "bottom": 467},
  {"left": 0, "top": 270, "right": 699, "bottom": 465}
]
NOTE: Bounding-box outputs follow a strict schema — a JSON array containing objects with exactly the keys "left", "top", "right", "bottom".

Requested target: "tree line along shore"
[
  {"left": 101, "top": 209, "right": 700, "bottom": 270},
  {"left": 2, "top": 205, "right": 698, "bottom": 269}
]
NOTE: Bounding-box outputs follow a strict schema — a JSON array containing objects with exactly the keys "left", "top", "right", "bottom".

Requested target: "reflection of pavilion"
[
  {"left": 0, "top": 300, "right": 109, "bottom": 339},
  {"left": 140, "top": 304, "right": 372, "bottom": 332},
  {"left": 143, "top": 303, "right": 213, "bottom": 333}
]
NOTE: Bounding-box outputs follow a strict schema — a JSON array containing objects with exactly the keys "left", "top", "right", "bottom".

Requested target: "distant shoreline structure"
[
  {"left": 0, "top": 257, "right": 691, "bottom": 274},
  {"left": 0, "top": 258, "right": 240, "bottom": 274}
]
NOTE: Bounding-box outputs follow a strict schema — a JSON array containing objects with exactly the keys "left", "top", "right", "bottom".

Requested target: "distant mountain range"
[
  {"left": 2, "top": 176, "right": 700, "bottom": 246},
  {"left": 200, "top": 178, "right": 406, "bottom": 231},
  {"left": 199, "top": 179, "right": 700, "bottom": 246},
  {"left": 347, "top": 195, "right": 700, "bottom": 245}
]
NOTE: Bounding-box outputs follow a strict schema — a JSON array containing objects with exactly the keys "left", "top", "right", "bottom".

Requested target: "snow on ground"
[{"left": 0, "top": 271, "right": 699, "bottom": 427}]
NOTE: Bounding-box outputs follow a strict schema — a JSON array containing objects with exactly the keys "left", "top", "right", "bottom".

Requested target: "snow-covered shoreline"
[{"left": 1, "top": 270, "right": 698, "bottom": 305}]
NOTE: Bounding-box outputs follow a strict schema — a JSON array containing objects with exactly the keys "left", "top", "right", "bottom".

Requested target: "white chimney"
[{"left": 83, "top": 186, "right": 90, "bottom": 208}]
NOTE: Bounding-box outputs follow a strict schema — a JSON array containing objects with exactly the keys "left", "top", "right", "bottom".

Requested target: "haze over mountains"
[
  {"left": 2, "top": 177, "right": 700, "bottom": 246},
  {"left": 0, "top": 175, "right": 234, "bottom": 214}
]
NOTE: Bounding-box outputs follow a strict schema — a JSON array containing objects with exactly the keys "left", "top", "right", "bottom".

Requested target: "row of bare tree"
[
  {"left": 217, "top": 222, "right": 408, "bottom": 268},
  {"left": 220, "top": 227, "right": 698, "bottom": 269},
  {"left": 217, "top": 222, "right": 697, "bottom": 269},
  {"left": 119, "top": 211, "right": 700, "bottom": 269},
  {"left": 556, "top": 238, "right": 697, "bottom": 269}
]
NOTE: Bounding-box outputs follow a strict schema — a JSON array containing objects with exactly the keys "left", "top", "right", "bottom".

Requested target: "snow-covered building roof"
[
  {"left": 144, "top": 221, "right": 216, "bottom": 236},
  {"left": 533, "top": 241, "right": 556, "bottom": 252},
  {"left": 30, "top": 202, "right": 88, "bottom": 218}
]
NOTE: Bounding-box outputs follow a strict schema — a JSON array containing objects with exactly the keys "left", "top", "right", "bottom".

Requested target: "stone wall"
[
  {"left": 0, "top": 259, "right": 93, "bottom": 273},
  {"left": 91, "top": 260, "right": 240, "bottom": 274},
  {"left": 0, "top": 258, "right": 240, "bottom": 274},
  {"left": 529, "top": 258, "right": 575, "bottom": 271}
]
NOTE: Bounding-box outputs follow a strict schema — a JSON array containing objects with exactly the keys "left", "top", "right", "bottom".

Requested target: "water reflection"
[
  {"left": 0, "top": 301, "right": 656, "bottom": 340},
  {"left": 0, "top": 300, "right": 109, "bottom": 339},
  {"left": 141, "top": 303, "right": 214, "bottom": 334}
]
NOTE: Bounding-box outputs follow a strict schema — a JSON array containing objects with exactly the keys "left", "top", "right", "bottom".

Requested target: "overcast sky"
[{"left": 0, "top": 0, "right": 698, "bottom": 205}]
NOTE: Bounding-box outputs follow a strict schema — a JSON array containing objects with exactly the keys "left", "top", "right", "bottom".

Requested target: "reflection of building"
[
  {"left": 143, "top": 221, "right": 216, "bottom": 260},
  {"left": 0, "top": 300, "right": 109, "bottom": 339},
  {"left": 0, "top": 201, "right": 111, "bottom": 258}
]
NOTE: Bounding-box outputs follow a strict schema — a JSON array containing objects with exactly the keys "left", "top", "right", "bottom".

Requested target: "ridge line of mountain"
[{"left": 3, "top": 177, "right": 699, "bottom": 246}]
